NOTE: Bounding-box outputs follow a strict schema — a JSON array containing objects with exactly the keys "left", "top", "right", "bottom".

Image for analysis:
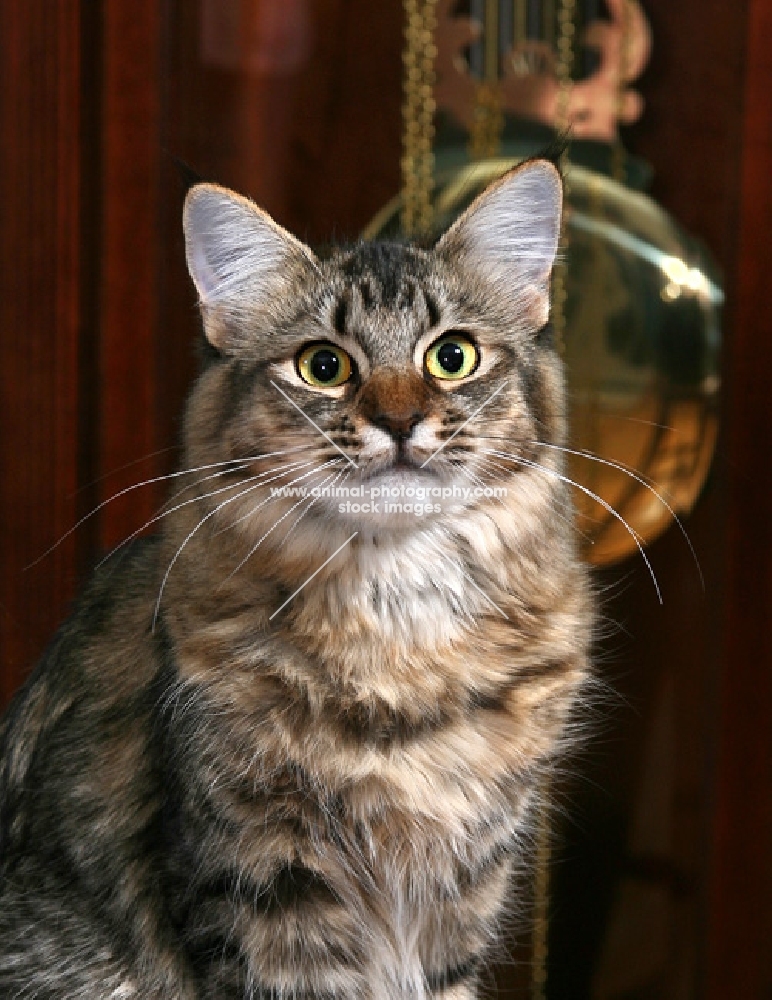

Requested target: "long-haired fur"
[{"left": 0, "top": 160, "right": 591, "bottom": 1000}]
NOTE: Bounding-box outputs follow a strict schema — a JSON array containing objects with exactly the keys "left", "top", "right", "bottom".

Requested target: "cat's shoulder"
[
  {"left": 37, "top": 534, "right": 162, "bottom": 678},
  {"left": 0, "top": 537, "right": 165, "bottom": 827}
]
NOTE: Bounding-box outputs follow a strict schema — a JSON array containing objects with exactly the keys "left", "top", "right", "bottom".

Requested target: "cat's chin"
[
  {"left": 362, "top": 462, "right": 436, "bottom": 486},
  {"left": 316, "top": 462, "right": 472, "bottom": 533}
]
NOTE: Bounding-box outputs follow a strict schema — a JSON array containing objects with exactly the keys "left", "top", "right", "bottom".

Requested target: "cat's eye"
[
  {"left": 297, "top": 343, "right": 353, "bottom": 388},
  {"left": 424, "top": 334, "right": 479, "bottom": 380}
]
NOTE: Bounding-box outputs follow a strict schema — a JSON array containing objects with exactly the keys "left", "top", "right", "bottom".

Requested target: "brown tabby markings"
[{"left": 0, "top": 159, "right": 591, "bottom": 999}]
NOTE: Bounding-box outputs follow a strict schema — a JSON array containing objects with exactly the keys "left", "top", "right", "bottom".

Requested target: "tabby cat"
[{"left": 0, "top": 158, "right": 591, "bottom": 999}]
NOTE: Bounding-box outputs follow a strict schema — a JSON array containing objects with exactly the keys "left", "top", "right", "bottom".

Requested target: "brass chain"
[
  {"left": 469, "top": 0, "right": 504, "bottom": 159},
  {"left": 401, "top": 0, "right": 438, "bottom": 236},
  {"left": 468, "top": 82, "right": 505, "bottom": 160},
  {"left": 611, "top": 0, "right": 632, "bottom": 183},
  {"left": 554, "top": 0, "right": 577, "bottom": 133}
]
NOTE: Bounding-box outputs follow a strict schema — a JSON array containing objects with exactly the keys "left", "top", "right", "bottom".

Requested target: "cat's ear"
[
  {"left": 436, "top": 159, "right": 563, "bottom": 329},
  {"left": 183, "top": 183, "right": 318, "bottom": 351}
]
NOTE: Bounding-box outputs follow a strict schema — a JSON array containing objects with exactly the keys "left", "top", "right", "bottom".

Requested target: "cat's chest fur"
[
  {"left": 160, "top": 559, "right": 537, "bottom": 997},
  {"left": 161, "top": 527, "right": 579, "bottom": 955}
]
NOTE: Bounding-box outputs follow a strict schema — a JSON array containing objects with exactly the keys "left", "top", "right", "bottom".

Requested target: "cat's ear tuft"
[
  {"left": 183, "top": 184, "right": 317, "bottom": 350},
  {"left": 436, "top": 160, "right": 563, "bottom": 329}
]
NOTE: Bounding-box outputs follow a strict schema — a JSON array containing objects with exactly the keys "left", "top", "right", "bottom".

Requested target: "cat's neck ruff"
[
  {"left": 264, "top": 474, "right": 557, "bottom": 655},
  {"left": 297, "top": 516, "right": 497, "bottom": 646}
]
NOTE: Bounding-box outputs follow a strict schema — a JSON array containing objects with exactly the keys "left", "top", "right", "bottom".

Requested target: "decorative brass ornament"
[{"left": 434, "top": 0, "right": 650, "bottom": 143}]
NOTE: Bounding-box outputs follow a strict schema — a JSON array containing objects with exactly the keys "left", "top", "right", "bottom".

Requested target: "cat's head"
[{"left": 181, "top": 160, "right": 565, "bottom": 545}]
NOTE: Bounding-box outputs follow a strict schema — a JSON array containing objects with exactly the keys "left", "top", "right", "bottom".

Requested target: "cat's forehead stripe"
[
  {"left": 333, "top": 294, "right": 348, "bottom": 335},
  {"left": 328, "top": 243, "right": 441, "bottom": 346},
  {"left": 424, "top": 290, "right": 440, "bottom": 327},
  {"left": 338, "top": 242, "right": 428, "bottom": 310}
]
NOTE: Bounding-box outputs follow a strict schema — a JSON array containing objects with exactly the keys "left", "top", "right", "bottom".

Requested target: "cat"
[{"left": 0, "top": 157, "right": 591, "bottom": 999}]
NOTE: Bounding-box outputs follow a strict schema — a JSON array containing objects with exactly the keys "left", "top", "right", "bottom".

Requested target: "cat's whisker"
[
  {"left": 558, "top": 400, "right": 677, "bottom": 433},
  {"left": 523, "top": 439, "right": 703, "bottom": 588},
  {"left": 482, "top": 432, "right": 665, "bottom": 496},
  {"left": 280, "top": 467, "right": 351, "bottom": 545},
  {"left": 96, "top": 459, "right": 317, "bottom": 570},
  {"left": 482, "top": 449, "right": 662, "bottom": 603},
  {"left": 479, "top": 432, "right": 702, "bottom": 576},
  {"left": 475, "top": 451, "right": 598, "bottom": 540},
  {"left": 26, "top": 446, "right": 312, "bottom": 569},
  {"left": 157, "top": 461, "right": 256, "bottom": 513},
  {"left": 95, "top": 476, "right": 258, "bottom": 572},
  {"left": 215, "top": 458, "right": 344, "bottom": 536},
  {"left": 221, "top": 460, "right": 345, "bottom": 584},
  {"left": 472, "top": 450, "right": 553, "bottom": 497},
  {"left": 471, "top": 454, "right": 591, "bottom": 543},
  {"left": 455, "top": 457, "right": 512, "bottom": 510},
  {"left": 72, "top": 445, "right": 181, "bottom": 497},
  {"left": 153, "top": 463, "right": 337, "bottom": 628},
  {"left": 427, "top": 453, "right": 510, "bottom": 514},
  {"left": 160, "top": 459, "right": 281, "bottom": 512},
  {"left": 158, "top": 445, "right": 317, "bottom": 511}
]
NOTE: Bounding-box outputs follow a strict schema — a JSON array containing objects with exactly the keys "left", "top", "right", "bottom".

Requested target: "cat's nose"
[
  {"left": 358, "top": 368, "right": 431, "bottom": 441},
  {"left": 371, "top": 411, "right": 424, "bottom": 440}
]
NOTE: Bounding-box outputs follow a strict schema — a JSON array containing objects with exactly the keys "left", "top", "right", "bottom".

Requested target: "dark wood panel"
[
  {"left": 162, "top": 0, "right": 403, "bottom": 239},
  {"left": 0, "top": 1, "right": 83, "bottom": 703},
  {"left": 625, "top": 0, "right": 748, "bottom": 269},
  {"left": 706, "top": 0, "right": 772, "bottom": 994},
  {"left": 98, "top": 0, "right": 163, "bottom": 552},
  {"left": 284, "top": 0, "right": 404, "bottom": 244}
]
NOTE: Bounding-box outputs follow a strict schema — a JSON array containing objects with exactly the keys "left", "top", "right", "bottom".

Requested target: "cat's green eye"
[
  {"left": 297, "top": 343, "right": 353, "bottom": 388},
  {"left": 424, "top": 334, "right": 479, "bottom": 380}
]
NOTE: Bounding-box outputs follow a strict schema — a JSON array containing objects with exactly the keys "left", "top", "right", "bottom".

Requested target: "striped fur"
[{"left": 0, "top": 161, "right": 591, "bottom": 998}]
